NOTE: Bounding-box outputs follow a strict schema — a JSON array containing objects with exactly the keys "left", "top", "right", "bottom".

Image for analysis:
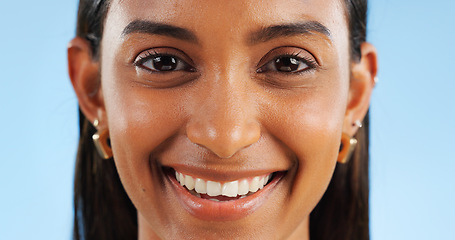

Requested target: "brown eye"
[
  {"left": 274, "top": 57, "right": 302, "bottom": 72},
  {"left": 141, "top": 55, "right": 193, "bottom": 72},
  {"left": 134, "top": 51, "right": 195, "bottom": 73},
  {"left": 151, "top": 56, "right": 178, "bottom": 71},
  {"left": 258, "top": 56, "right": 310, "bottom": 73}
]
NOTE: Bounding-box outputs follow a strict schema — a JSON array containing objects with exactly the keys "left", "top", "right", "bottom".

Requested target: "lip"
[{"left": 164, "top": 168, "right": 285, "bottom": 221}]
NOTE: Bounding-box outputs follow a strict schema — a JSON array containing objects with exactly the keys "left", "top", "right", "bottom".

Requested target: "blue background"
[{"left": 1, "top": 0, "right": 454, "bottom": 239}]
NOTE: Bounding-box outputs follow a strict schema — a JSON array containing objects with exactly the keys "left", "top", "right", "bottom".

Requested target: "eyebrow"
[
  {"left": 248, "top": 21, "right": 332, "bottom": 44},
  {"left": 121, "top": 20, "right": 199, "bottom": 43},
  {"left": 121, "top": 20, "right": 331, "bottom": 45}
]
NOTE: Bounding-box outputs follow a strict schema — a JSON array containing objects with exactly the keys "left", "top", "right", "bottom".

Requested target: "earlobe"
[
  {"left": 67, "top": 37, "right": 105, "bottom": 125},
  {"left": 343, "top": 42, "right": 378, "bottom": 135}
]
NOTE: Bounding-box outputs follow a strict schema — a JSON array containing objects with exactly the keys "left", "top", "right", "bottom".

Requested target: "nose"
[{"left": 186, "top": 75, "right": 261, "bottom": 158}]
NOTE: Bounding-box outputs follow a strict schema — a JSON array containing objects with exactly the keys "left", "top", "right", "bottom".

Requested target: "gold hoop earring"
[
  {"left": 337, "top": 133, "right": 358, "bottom": 164},
  {"left": 92, "top": 120, "right": 113, "bottom": 159}
]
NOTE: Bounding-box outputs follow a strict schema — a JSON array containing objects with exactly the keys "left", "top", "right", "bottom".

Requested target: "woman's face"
[{"left": 93, "top": 0, "right": 360, "bottom": 239}]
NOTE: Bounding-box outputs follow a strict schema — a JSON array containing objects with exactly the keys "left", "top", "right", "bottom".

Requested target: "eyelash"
[
  {"left": 256, "top": 51, "right": 318, "bottom": 74},
  {"left": 133, "top": 50, "right": 196, "bottom": 72},
  {"left": 133, "top": 49, "right": 318, "bottom": 75}
]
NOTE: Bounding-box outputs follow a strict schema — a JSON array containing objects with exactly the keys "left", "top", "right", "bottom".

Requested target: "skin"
[{"left": 68, "top": 0, "right": 377, "bottom": 239}]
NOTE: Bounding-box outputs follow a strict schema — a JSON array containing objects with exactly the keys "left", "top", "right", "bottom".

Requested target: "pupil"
[
  {"left": 153, "top": 56, "right": 177, "bottom": 71},
  {"left": 275, "top": 57, "right": 299, "bottom": 72}
]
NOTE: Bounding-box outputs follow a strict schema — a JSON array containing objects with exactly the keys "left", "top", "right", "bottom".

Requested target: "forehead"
[{"left": 106, "top": 0, "right": 348, "bottom": 41}]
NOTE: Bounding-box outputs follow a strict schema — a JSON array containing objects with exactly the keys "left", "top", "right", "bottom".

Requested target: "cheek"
[
  {"left": 105, "top": 84, "right": 185, "bottom": 157},
  {"left": 100, "top": 65, "right": 189, "bottom": 203},
  {"left": 261, "top": 76, "right": 348, "bottom": 162},
  {"left": 259, "top": 74, "right": 348, "bottom": 219},
  {"left": 101, "top": 50, "right": 190, "bottom": 160}
]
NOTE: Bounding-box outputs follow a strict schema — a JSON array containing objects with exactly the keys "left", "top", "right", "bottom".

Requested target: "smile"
[
  {"left": 164, "top": 167, "right": 286, "bottom": 221},
  {"left": 175, "top": 170, "right": 273, "bottom": 201}
]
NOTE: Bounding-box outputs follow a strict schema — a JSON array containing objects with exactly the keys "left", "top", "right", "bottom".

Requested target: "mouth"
[
  {"left": 163, "top": 167, "right": 286, "bottom": 221},
  {"left": 175, "top": 170, "right": 274, "bottom": 201}
]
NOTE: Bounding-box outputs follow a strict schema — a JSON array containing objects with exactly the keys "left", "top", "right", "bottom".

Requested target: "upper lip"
[
  {"left": 158, "top": 150, "right": 293, "bottom": 182},
  {"left": 155, "top": 134, "right": 294, "bottom": 181},
  {"left": 162, "top": 164, "right": 286, "bottom": 182}
]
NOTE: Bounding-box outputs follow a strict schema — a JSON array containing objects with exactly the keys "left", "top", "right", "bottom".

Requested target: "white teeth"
[
  {"left": 175, "top": 171, "right": 273, "bottom": 199},
  {"left": 184, "top": 175, "right": 195, "bottom": 190},
  {"left": 259, "top": 176, "right": 268, "bottom": 189},
  {"left": 195, "top": 178, "right": 207, "bottom": 194},
  {"left": 206, "top": 181, "right": 222, "bottom": 196},
  {"left": 238, "top": 179, "right": 249, "bottom": 195},
  {"left": 179, "top": 173, "right": 185, "bottom": 186},
  {"left": 249, "top": 176, "right": 260, "bottom": 192},
  {"left": 222, "top": 181, "right": 239, "bottom": 197},
  {"left": 258, "top": 177, "right": 264, "bottom": 189}
]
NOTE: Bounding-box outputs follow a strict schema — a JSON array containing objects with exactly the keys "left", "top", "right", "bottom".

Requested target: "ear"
[
  {"left": 67, "top": 37, "right": 106, "bottom": 127},
  {"left": 343, "top": 42, "right": 378, "bottom": 135}
]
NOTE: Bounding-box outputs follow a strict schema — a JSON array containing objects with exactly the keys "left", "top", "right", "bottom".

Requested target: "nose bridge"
[{"left": 186, "top": 68, "right": 261, "bottom": 158}]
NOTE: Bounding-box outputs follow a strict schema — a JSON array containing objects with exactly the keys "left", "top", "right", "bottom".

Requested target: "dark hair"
[
  {"left": 310, "top": 2, "right": 370, "bottom": 239},
  {"left": 72, "top": 1, "right": 369, "bottom": 240}
]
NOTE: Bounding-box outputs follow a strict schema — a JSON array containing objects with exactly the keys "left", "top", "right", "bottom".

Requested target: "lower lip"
[{"left": 165, "top": 169, "right": 284, "bottom": 222}]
